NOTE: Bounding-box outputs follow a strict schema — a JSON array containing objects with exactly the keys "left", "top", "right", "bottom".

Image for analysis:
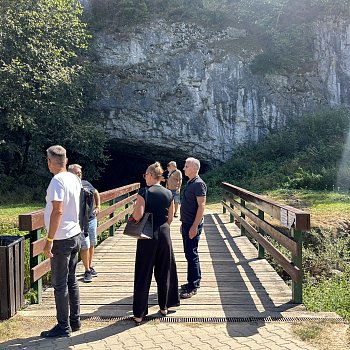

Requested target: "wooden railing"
[
  {"left": 18, "top": 183, "right": 140, "bottom": 303},
  {"left": 221, "top": 182, "right": 310, "bottom": 303}
]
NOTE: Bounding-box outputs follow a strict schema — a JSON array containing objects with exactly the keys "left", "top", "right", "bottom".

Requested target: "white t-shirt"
[{"left": 44, "top": 171, "right": 81, "bottom": 240}]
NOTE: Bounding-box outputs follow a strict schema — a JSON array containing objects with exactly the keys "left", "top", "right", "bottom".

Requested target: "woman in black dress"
[{"left": 132, "top": 162, "right": 180, "bottom": 325}]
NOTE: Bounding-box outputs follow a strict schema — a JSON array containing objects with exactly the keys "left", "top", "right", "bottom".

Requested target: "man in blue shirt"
[
  {"left": 68, "top": 164, "right": 101, "bottom": 283},
  {"left": 179, "top": 157, "right": 207, "bottom": 299}
]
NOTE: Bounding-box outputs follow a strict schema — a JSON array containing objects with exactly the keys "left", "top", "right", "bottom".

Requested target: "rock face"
[{"left": 91, "top": 18, "right": 350, "bottom": 164}]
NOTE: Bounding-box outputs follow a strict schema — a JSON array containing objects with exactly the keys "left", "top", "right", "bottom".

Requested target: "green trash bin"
[{"left": 0, "top": 236, "right": 25, "bottom": 320}]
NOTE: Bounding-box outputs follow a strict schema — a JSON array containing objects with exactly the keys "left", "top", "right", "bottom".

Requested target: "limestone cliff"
[{"left": 90, "top": 17, "right": 350, "bottom": 164}]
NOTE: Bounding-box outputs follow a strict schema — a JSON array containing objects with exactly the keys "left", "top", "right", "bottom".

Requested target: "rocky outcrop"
[
  {"left": 90, "top": 17, "right": 350, "bottom": 164},
  {"left": 314, "top": 20, "right": 350, "bottom": 106}
]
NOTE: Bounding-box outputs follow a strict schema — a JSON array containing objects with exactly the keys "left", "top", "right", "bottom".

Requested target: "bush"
[{"left": 303, "top": 268, "right": 350, "bottom": 320}]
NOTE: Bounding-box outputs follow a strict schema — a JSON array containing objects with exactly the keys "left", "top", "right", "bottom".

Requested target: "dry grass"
[
  {"left": 0, "top": 315, "right": 55, "bottom": 342},
  {"left": 292, "top": 322, "right": 350, "bottom": 350}
]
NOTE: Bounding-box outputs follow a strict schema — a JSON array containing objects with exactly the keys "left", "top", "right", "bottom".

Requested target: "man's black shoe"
[
  {"left": 180, "top": 283, "right": 199, "bottom": 291},
  {"left": 71, "top": 321, "right": 81, "bottom": 332},
  {"left": 180, "top": 288, "right": 197, "bottom": 299},
  {"left": 40, "top": 324, "right": 71, "bottom": 338},
  {"left": 180, "top": 283, "right": 189, "bottom": 291}
]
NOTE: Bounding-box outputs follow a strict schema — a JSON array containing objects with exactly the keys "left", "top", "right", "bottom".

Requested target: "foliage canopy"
[{"left": 0, "top": 0, "right": 107, "bottom": 199}]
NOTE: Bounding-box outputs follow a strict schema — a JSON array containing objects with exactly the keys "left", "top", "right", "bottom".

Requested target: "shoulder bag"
[{"left": 123, "top": 188, "right": 153, "bottom": 239}]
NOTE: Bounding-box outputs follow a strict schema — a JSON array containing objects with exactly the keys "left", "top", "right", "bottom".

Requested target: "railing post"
[
  {"left": 258, "top": 209, "right": 265, "bottom": 259},
  {"left": 291, "top": 227, "right": 303, "bottom": 303},
  {"left": 223, "top": 192, "right": 226, "bottom": 214},
  {"left": 240, "top": 199, "right": 246, "bottom": 236},
  {"left": 109, "top": 199, "right": 115, "bottom": 237},
  {"left": 124, "top": 192, "right": 130, "bottom": 222},
  {"left": 229, "top": 201, "right": 234, "bottom": 223},
  {"left": 30, "top": 229, "right": 42, "bottom": 304}
]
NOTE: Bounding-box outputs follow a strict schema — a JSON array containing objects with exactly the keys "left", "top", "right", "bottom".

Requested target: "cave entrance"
[{"left": 96, "top": 140, "right": 209, "bottom": 191}]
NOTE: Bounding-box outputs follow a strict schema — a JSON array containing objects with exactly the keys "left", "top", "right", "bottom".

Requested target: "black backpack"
[{"left": 79, "top": 187, "right": 94, "bottom": 237}]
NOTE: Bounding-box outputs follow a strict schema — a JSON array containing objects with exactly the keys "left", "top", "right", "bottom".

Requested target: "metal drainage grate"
[{"left": 30, "top": 315, "right": 346, "bottom": 323}]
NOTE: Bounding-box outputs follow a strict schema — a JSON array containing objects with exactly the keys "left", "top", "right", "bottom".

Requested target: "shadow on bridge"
[{"left": 205, "top": 212, "right": 296, "bottom": 337}]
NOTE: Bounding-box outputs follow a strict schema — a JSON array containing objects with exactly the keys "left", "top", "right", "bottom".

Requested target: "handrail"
[
  {"left": 18, "top": 182, "right": 140, "bottom": 303},
  {"left": 221, "top": 182, "right": 310, "bottom": 304}
]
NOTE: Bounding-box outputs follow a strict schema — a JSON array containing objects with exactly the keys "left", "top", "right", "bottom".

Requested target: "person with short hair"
[
  {"left": 41, "top": 145, "right": 82, "bottom": 338},
  {"left": 132, "top": 161, "right": 180, "bottom": 325},
  {"left": 166, "top": 161, "right": 182, "bottom": 217},
  {"left": 68, "top": 164, "right": 101, "bottom": 283},
  {"left": 179, "top": 157, "right": 207, "bottom": 299}
]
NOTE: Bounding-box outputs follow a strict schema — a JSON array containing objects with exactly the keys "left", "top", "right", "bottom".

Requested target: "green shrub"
[{"left": 303, "top": 268, "right": 350, "bottom": 320}]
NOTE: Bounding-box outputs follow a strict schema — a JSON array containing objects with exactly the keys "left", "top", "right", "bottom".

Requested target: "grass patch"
[
  {"left": 262, "top": 189, "right": 350, "bottom": 230},
  {"left": 0, "top": 203, "right": 43, "bottom": 236},
  {"left": 292, "top": 322, "right": 350, "bottom": 350}
]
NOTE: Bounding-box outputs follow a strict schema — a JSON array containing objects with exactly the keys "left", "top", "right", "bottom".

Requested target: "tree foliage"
[{"left": 0, "top": 0, "right": 107, "bottom": 194}]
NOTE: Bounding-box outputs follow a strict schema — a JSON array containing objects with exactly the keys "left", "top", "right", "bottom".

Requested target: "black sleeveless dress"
[{"left": 133, "top": 185, "right": 180, "bottom": 318}]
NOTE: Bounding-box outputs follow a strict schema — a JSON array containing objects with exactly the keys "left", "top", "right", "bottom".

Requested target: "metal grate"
[{"left": 29, "top": 315, "right": 346, "bottom": 323}]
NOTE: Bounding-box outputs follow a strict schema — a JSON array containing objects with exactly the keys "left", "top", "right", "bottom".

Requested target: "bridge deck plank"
[{"left": 20, "top": 211, "right": 304, "bottom": 318}]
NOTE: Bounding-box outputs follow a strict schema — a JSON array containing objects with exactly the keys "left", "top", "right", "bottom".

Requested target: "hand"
[
  {"left": 189, "top": 225, "right": 197, "bottom": 239},
  {"left": 43, "top": 241, "right": 53, "bottom": 258},
  {"left": 94, "top": 206, "right": 101, "bottom": 215}
]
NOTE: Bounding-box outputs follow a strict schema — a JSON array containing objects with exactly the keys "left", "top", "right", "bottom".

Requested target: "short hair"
[
  {"left": 147, "top": 161, "right": 164, "bottom": 180},
  {"left": 167, "top": 161, "right": 177, "bottom": 167},
  {"left": 46, "top": 145, "right": 66, "bottom": 166},
  {"left": 186, "top": 157, "right": 200, "bottom": 171},
  {"left": 68, "top": 164, "right": 82, "bottom": 173}
]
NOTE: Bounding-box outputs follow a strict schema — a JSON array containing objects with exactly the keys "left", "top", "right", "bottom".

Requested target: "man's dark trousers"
[
  {"left": 181, "top": 222, "right": 203, "bottom": 289},
  {"left": 51, "top": 234, "right": 81, "bottom": 331}
]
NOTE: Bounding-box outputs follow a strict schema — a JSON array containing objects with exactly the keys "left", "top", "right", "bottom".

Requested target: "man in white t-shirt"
[{"left": 40, "top": 145, "right": 82, "bottom": 338}]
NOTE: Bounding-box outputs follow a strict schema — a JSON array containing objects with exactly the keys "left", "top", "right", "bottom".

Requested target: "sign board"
[{"left": 280, "top": 208, "right": 288, "bottom": 227}]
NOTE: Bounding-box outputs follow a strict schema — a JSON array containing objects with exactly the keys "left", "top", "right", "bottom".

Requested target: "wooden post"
[
  {"left": 109, "top": 199, "right": 115, "bottom": 237},
  {"left": 240, "top": 199, "right": 246, "bottom": 236},
  {"left": 258, "top": 209, "right": 265, "bottom": 259},
  {"left": 124, "top": 193, "right": 130, "bottom": 223},
  {"left": 291, "top": 228, "right": 303, "bottom": 303},
  {"left": 229, "top": 202, "right": 234, "bottom": 223},
  {"left": 30, "top": 230, "right": 42, "bottom": 304}
]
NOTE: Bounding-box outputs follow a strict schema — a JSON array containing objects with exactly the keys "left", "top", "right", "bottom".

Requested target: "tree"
[{"left": 0, "top": 0, "right": 107, "bottom": 185}]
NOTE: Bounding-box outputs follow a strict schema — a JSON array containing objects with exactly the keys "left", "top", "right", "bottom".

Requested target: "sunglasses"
[{"left": 143, "top": 173, "right": 150, "bottom": 179}]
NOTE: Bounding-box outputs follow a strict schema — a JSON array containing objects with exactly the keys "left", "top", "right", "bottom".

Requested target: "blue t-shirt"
[{"left": 180, "top": 176, "right": 207, "bottom": 224}]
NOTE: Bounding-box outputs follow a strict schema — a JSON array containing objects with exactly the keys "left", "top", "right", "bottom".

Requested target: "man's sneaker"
[
  {"left": 180, "top": 283, "right": 189, "bottom": 291},
  {"left": 90, "top": 267, "right": 98, "bottom": 277},
  {"left": 180, "top": 283, "right": 199, "bottom": 291},
  {"left": 180, "top": 288, "right": 197, "bottom": 299},
  {"left": 84, "top": 270, "right": 92, "bottom": 283},
  {"left": 40, "top": 324, "right": 70, "bottom": 338},
  {"left": 70, "top": 320, "right": 81, "bottom": 332}
]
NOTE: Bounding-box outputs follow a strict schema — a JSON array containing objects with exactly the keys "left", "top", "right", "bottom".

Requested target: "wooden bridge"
[{"left": 17, "top": 182, "right": 310, "bottom": 320}]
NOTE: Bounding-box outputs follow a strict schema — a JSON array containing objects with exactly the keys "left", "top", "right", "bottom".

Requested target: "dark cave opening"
[{"left": 95, "top": 140, "right": 211, "bottom": 192}]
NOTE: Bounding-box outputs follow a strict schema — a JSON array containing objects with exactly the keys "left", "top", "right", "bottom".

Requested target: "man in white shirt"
[{"left": 41, "top": 145, "right": 82, "bottom": 338}]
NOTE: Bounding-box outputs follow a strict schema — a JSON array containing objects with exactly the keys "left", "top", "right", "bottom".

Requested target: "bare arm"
[
  {"left": 189, "top": 196, "right": 206, "bottom": 239},
  {"left": 167, "top": 201, "right": 174, "bottom": 225},
  {"left": 94, "top": 190, "right": 101, "bottom": 215},
  {"left": 44, "top": 200, "right": 63, "bottom": 258},
  {"left": 132, "top": 194, "right": 145, "bottom": 222}
]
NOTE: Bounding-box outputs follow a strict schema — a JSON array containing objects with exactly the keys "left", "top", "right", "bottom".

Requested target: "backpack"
[{"left": 79, "top": 186, "right": 94, "bottom": 237}]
